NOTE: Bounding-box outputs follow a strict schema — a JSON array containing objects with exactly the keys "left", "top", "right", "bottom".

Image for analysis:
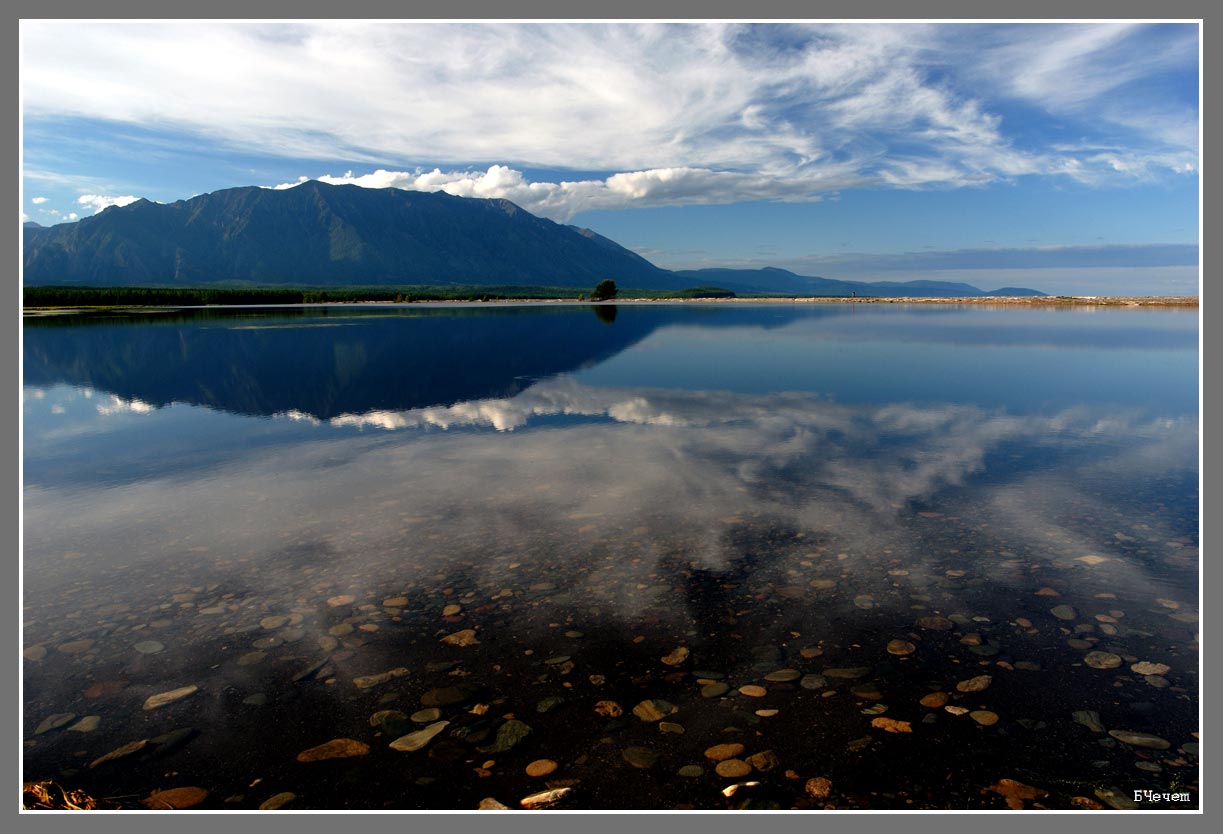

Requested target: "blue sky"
[{"left": 21, "top": 21, "right": 1199, "bottom": 294}]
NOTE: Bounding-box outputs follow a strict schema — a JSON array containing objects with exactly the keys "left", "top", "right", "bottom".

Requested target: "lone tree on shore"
[{"left": 590, "top": 279, "right": 618, "bottom": 301}]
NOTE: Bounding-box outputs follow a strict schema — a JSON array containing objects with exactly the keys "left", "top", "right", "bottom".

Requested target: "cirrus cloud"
[{"left": 22, "top": 21, "right": 1198, "bottom": 218}]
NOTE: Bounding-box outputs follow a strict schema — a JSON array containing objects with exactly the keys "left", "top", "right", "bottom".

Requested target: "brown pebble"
[
  {"left": 715, "top": 759, "right": 752, "bottom": 778},
  {"left": 870, "top": 717, "right": 912, "bottom": 733},
  {"left": 920, "top": 692, "right": 949, "bottom": 708},
  {"left": 593, "top": 700, "right": 622, "bottom": 718},
  {"left": 704, "top": 742, "right": 746, "bottom": 761},
  {"left": 142, "top": 787, "right": 209, "bottom": 810},
  {"left": 525, "top": 759, "right": 558, "bottom": 777},
  {"left": 805, "top": 777, "right": 832, "bottom": 800},
  {"left": 296, "top": 738, "right": 370, "bottom": 762},
  {"left": 956, "top": 675, "right": 992, "bottom": 693}
]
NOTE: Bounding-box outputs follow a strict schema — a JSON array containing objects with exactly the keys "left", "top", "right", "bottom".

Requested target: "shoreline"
[{"left": 22, "top": 294, "right": 1199, "bottom": 314}]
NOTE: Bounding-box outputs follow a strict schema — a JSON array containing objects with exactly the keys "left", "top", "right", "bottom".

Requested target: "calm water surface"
[{"left": 22, "top": 303, "right": 1199, "bottom": 810}]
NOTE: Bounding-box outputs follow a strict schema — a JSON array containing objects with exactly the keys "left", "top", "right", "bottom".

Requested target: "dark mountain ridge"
[{"left": 23, "top": 181, "right": 1043, "bottom": 297}]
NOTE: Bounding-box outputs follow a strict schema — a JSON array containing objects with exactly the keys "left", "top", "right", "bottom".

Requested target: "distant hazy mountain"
[
  {"left": 670, "top": 267, "right": 1045, "bottom": 298},
  {"left": 23, "top": 181, "right": 1043, "bottom": 296},
  {"left": 23, "top": 220, "right": 44, "bottom": 229},
  {"left": 22, "top": 181, "right": 683, "bottom": 290}
]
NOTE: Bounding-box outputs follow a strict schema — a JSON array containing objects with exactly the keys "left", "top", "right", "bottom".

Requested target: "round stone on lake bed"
[
  {"left": 886, "top": 640, "right": 916, "bottom": 656},
  {"left": 134, "top": 640, "right": 164, "bottom": 655},
  {"left": 1108, "top": 730, "right": 1171, "bottom": 750},
  {"left": 632, "top": 699, "right": 677, "bottom": 721},
  {"left": 297, "top": 738, "right": 370, "bottom": 761},
  {"left": 800, "top": 674, "right": 827, "bottom": 690},
  {"left": 715, "top": 759, "right": 752, "bottom": 778},
  {"left": 701, "top": 682, "right": 729, "bottom": 698},
  {"left": 661, "top": 646, "right": 690, "bottom": 666},
  {"left": 763, "top": 668, "right": 801, "bottom": 682},
  {"left": 594, "top": 700, "right": 623, "bottom": 718},
  {"left": 916, "top": 616, "right": 954, "bottom": 631},
  {"left": 704, "top": 743, "right": 745, "bottom": 761},
  {"left": 1083, "top": 651, "right": 1122, "bottom": 670},
  {"left": 678, "top": 765, "right": 704, "bottom": 778},
  {"left": 738, "top": 685, "right": 767, "bottom": 698},
  {"left": 141, "top": 787, "right": 209, "bottom": 810},
  {"left": 1131, "top": 661, "right": 1171, "bottom": 676},
  {"left": 525, "top": 759, "right": 558, "bottom": 777},
  {"left": 920, "top": 692, "right": 949, "bottom": 708},
  {"left": 970, "top": 710, "right": 999, "bottom": 726},
  {"left": 1050, "top": 605, "right": 1077, "bottom": 621},
  {"left": 956, "top": 675, "right": 992, "bottom": 693}
]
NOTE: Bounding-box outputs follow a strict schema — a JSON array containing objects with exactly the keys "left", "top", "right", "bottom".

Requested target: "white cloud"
[
  {"left": 270, "top": 164, "right": 854, "bottom": 222},
  {"left": 30, "top": 196, "right": 47, "bottom": 204},
  {"left": 77, "top": 193, "right": 140, "bottom": 214},
  {"left": 67, "top": 212, "right": 78, "bottom": 220},
  {"left": 21, "top": 212, "right": 29, "bottom": 222},
  {"left": 20, "top": 22, "right": 1198, "bottom": 214}
]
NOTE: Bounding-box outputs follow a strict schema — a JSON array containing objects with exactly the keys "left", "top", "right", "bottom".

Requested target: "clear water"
[{"left": 22, "top": 303, "right": 1200, "bottom": 810}]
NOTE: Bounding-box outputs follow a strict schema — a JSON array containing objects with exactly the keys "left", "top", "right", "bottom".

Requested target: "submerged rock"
[
  {"left": 477, "top": 719, "right": 532, "bottom": 754},
  {"left": 661, "top": 646, "right": 689, "bottom": 666},
  {"left": 520, "top": 787, "right": 572, "bottom": 808},
  {"left": 704, "top": 743, "right": 746, "bottom": 761},
  {"left": 141, "top": 787, "right": 208, "bottom": 810},
  {"left": 143, "top": 685, "right": 198, "bottom": 711},
  {"left": 34, "top": 713, "right": 76, "bottom": 735},
  {"left": 715, "top": 759, "right": 752, "bottom": 778},
  {"left": 1108, "top": 730, "right": 1171, "bottom": 750},
  {"left": 353, "top": 667, "right": 409, "bottom": 689},
  {"left": 525, "top": 759, "right": 558, "bottom": 777},
  {"left": 390, "top": 721, "right": 449, "bottom": 752},
  {"left": 296, "top": 738, "right": 370, "bottom": 762},
  {"left": 1083, "top": 651, "right": 1122, "bottom": 670},
  {"left": 258, "top": 792, "right": 296, "bottom": 810},
  {"left": 1072, "top": 710, "right": 1105, "bottom": 733},
  {"left": 632, "top": 699, "right": 677, "bottom": 722},
  {"left": 955, "top": 675, "right": 992, "bottom": 693},
  {"left": 89, "top": 739, "right": 148, "bottom": 769}
]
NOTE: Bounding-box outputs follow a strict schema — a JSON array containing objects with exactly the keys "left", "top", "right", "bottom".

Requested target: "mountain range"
[{"left": 23, "top": 181, "right": 1043, "bottom": 297}]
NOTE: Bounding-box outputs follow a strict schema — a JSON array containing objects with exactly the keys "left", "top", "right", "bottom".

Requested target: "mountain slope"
[{"left": 22, "top": 181, "right": 682, "bottom": 289}]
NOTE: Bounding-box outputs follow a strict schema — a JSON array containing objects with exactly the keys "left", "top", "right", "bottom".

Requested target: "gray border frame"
[{"left": 9, "top": 4, "right": 1211, "bottom": 834}]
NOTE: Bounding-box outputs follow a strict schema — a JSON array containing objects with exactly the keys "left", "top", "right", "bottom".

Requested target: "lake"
[{"left": 22, "top": 302, "right": 1200, "bottom": 810}]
